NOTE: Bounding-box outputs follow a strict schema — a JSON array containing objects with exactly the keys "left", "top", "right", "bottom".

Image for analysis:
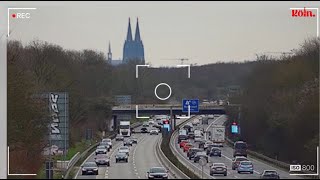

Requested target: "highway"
[
  {"left": 171, "top": 115, "right": 302, "bottom": 179},
  {"left": 75, "top": 126, "right": 173, "bottom": 179}
]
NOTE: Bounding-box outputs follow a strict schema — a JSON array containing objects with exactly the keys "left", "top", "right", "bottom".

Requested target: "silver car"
[
  {"left": 116, "top": 134, "right": 124, "bottom": 141},
  {"left": 210, "top": 163, "right": 227, "bottom": 176},
  {"left": 102, "top": 138, "right": 112, "bottom": 148},
  {"left": 95, "top": 145, "right": 107, "bottom": 155},
  {"left": 95, "top": 154, "right": 110, "bottom": 166},
  {"left": 119, "top": 146, "right": 130, "bottom": 156}
]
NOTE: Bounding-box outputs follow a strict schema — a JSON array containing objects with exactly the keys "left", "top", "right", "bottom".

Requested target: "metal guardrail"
[
  {"left": 156, "top": 138, "right": 190, "bottom": 179},
  {"left": 225, "top": 138, "right": 319, "bottom": 179}
]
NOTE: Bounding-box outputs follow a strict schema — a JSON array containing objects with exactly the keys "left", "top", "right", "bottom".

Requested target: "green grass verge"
[{"left": 54, "top": 140, "right": 95, "bottom": 161}]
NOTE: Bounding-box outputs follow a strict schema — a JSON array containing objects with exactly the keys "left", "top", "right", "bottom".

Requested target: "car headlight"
[
  {"left": 93, "top": 168, "right": 98, "bottom": 171},
  {"left": 163, "top": 174, "right": 168, "bottom": 177},
  {"left": 148, "top": 174, "right": 154, "bottom": 178},
  {"left": 82, "top": 168, "right": 86, "bottom": 171}
]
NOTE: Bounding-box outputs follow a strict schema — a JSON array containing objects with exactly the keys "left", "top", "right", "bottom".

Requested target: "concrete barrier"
[{"left": 156, "top": 138, "right": 190, "bottom": 179}]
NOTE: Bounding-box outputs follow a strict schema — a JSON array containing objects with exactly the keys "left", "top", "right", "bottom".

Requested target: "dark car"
[
  {"left": 147, "top": 167, "right": 169, "bottom": 179},
  {"left": 115, "top": 152, "right": 128, "bottom": 163},
  {"left": 95, "top": 154, "right": 110, "bottom": 166},
  {"left": 123, "top": 139, "right": 133, "bottom": 146},
  {"left": 194, "top": 152, "right": 209, "bottom": 163},
  {"left": 188, "top": 132, "right": 195, "bottom": 139},
  {"left": 188, "top": 148, "right": 203, "bottom": 159},
  {"left": 130, "top": 137, "right": 138, "bottom": 144},
  {"left": 209, "top": 148, "right": 222, "bottom": 157},
  {"left": 260, "top": 170, "right": 280, "bottom": 179},
  {"left": 81, "top": 162, "right": 99, "bottom": 175},
  {"left": 141, "top": 127, "right": 148, "bottom": 133},
  {"left": 99, "top": 142, "right": 110, "bottom": 152},
  {"left": 198, "top": 139, "right": 206, "bottom": 149}
]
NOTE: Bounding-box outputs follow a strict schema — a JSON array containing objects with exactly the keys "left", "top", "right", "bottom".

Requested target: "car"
[
  {"left": 194, "top": 135, "right": 203, "bottom": 143},
  {"left": 188, "top": 148, "right": 203, "bottom": 159},
  {"left": 99, "top": 142, "right": 110, "bottom": 152},
  {"left": 150, "top": 129, "right": 159, "bottom": 135},
  {"left": 131, "top": 128, "right": 136, "bottom": 134},
  {"left": 198, "top": 139, "right": 206, "bottom": 149},
  {"left": 206, "top": 145, "right": 216, "bottom": 155},
  {"left": 143, "top": 122, "right": 149, "bottom": 127},
  {"left": 237, "top": 161, "right": 254, "bottom": 174},
  {"left": 232, "top": 156, "right": 248, "bottom": 170},
  {"left": 115, "top": 152, "right": 128, "bottom": 163},
  {"left": 260, "top": 170, "right": 280, "bottom": 179},
  {"left": 194, "top": 151, "right": 209, "bottom": 163},
  {"left": 209, "top": 148, "right": 222, "bottom": 157},
  {"left": 95, "top": 154, "right": 110, "bottom": 166},
  {"left": 204, "top": 141, "right": 213, "bottom": 150},
  {"left": 183, "top": 143, "right": 193, "bottom": 152},
  {"left": 179, "top": 140, "right": 189, "bottom": 148},
  {"left": 81, "top": 162, "right": 99, "bottom": 175},
  {"left": 101, "top": 138, "right": 112, "bottom": 149},
  {"left": 147, "top": 167, "right": 169, "bottom": 179},
  {"left": 119, "top": 146, "right": 130, "bottom": 156},
  {"left": 192, "top": 119, "right": 200, "bottom": 126},
  {"left": 130, "top": 137, "right": 138, "bottom": 144},
  {"left": 210, "top": 163, "right": 227, "bottom": 176},
  {"left": 115, "top": 134, "right": 124, "bottom": 141},
  {"left": 188, "top": 132, "right": 195, "bottom": 139},
  {"left": 148, "top": 120, "right": 155, "bottom": 125},
  {"left": 153, "top": 124, "right": 162, "bottom": 128},
  {"left": 123, "top": 139, "right": 133, "bottom": 146},
  {"left": 95, "top": 145, "right": 108, "bottom": 155},
  {"left": 141, "top": 127, "right": 148, "bottom": 133},
  {"left": 213, "top": 143, "right": 224, "bottom": 148}
]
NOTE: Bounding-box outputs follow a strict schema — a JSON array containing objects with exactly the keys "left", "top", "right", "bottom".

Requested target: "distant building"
[{"left": 108, "top": 18, "right": 145, "bottom": 66}]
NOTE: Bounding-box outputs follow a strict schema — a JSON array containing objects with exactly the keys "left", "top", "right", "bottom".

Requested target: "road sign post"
[{"left": 199, "top": 157, "right": 207, "bottom": 179}]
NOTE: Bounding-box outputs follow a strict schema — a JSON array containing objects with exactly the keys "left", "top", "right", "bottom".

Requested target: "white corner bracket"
[
  {"left": 7, "top": 146, "right": 37, "bottom": 176},
  {"left": 135, "top": 105, "right": 150, "bottom": 119},
  {"left": 7, "top": 8, "right": 37, "bottom": 37},
  {"left": 136, "top": 65, "right": 150, "bottom": 78},
  {"left": 176, "top": 105, "right": 191, "bottom": 119},
  {"left": 176, "top": 64, "right": 190, "bottom": 78}
]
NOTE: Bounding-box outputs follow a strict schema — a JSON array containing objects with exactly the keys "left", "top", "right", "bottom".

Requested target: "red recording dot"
[{"left": 12, "top": 14, "right": 16, "bottom": 18}]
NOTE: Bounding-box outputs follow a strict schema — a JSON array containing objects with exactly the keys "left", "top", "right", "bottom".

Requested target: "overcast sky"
[{"left": 4, "top": 1, "right": 320, "bottom": 66}]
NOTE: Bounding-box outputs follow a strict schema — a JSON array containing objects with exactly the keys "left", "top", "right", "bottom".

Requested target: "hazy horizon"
[{"left": 5, "top": 1, "right": 320, "bottom": 66}]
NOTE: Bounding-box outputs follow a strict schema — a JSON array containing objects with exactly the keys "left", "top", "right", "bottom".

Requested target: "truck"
[
  {"left": 119, "top": 121, "right": 131, "bottom": 137},
  {"left": 210, "top": 125, "right": 225, "bottom": 143}
]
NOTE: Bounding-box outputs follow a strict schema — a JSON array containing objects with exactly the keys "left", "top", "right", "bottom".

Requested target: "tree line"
[{"left": 7, "top": 37, "right": 319, "bottom": 174}]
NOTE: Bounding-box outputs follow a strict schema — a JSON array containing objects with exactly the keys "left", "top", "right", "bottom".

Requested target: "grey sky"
[{"left": 4, "top": 1, "right": 320, "bottom": 66}]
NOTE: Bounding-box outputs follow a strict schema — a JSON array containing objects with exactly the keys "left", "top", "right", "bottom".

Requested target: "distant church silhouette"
[{"left": 108, "top": 18, "right": 145, "bottom": 65}]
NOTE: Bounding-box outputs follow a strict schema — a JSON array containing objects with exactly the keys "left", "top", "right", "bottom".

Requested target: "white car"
[
  {"left": 102, "top": 138, "right": 112, "bottom": 148},
  {"left": 95, "top": 145, "right": 107, "bottom": 155},
  {"left": 204, "top": 141, "right": 213, "bottom": 150},
  {"left": 194, "top": 135, "right": 204, "bottom": 143},
  {"left": 119, "top": 146, "right": 130, "bottom": 156},
  {"left": 150, "top": 129, "right": 159, "bottom": 135}
]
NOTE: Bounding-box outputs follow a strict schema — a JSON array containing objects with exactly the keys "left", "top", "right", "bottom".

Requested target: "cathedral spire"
[
  {"left": 126, "top": 18, "right": 133, "bottom": 41},
  {"left": 134, "top": 17, "right": 141, "bottom": 42},
  {"left": 107, "top": 41, "right": 112, "bottom": 61}
]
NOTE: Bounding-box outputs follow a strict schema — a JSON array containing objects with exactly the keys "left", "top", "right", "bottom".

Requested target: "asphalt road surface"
[{"left": 171, "top": 115, "right": 302, "bottom": 179}]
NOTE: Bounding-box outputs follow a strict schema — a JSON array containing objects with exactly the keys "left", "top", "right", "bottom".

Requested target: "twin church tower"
[{"left": 107, "top": 18, "right": 145, "bottom": 65}]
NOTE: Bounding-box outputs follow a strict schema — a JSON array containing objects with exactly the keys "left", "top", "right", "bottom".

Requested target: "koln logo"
[{"left": 292, "top": 8, "right": 316, "bottom": 17}]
